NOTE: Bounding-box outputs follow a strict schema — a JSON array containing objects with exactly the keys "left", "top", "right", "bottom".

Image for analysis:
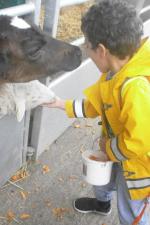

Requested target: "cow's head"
[{"left": 0, "top": 16, "right": 82, "bottom": 83}]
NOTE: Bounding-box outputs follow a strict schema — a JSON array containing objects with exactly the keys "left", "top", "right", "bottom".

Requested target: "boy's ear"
[{"left": 97, "top": 44, "right": 107, "bottom": 57}]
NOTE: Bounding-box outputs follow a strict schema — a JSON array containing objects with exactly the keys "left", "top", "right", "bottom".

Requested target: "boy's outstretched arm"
[{"left": 42, "top": 98, "right": 99, "bottom": 118}]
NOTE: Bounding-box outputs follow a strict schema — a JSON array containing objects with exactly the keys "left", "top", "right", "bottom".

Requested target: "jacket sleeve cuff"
[
  {"left": 65, "top": 99, "right": 87, "bottom": 118},
  {"left": 65, "top": 100, "right": 75, "bottom": 118},
  {"left": 106, "top": 137, "right": 128, "bottom": 162}
]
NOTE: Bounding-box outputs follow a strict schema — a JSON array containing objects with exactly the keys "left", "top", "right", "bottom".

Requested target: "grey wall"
[{"left": 0, "top": 116, "right": 25, "bottom": 186}]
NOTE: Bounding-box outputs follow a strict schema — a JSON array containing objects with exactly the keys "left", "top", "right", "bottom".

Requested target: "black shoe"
[{"left": 73, "top": 197, "right": 111, "bottom": 215}]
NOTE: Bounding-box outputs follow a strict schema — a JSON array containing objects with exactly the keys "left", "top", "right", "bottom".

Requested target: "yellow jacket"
[{"left": 65, "top": 38, "right": 150, "bottom": 200}]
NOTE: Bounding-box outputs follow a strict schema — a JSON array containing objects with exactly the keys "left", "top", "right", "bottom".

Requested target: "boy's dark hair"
[{"left": 81, "top": 0, "right": 143, "bottom": 59}]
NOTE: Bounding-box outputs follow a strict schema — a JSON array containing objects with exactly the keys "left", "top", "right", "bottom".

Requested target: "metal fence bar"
[
  {"left": 60, "top": 0, "right": 89, "bottom": 8},
  {"left": 140, "top": 5, "right": 150, "bottom": 14},
  {"left": 43, "top": 0, "right": 61, "bottom": 37},
  {"left": 0, "top": 2, "right": 35, "bottom": 16},
  {"left": 34, "top": 0, "right": 42, "bottom": 25}
]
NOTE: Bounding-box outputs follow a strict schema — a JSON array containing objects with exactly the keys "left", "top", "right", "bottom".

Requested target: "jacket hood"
[{"left": 115, "top": 37, "right": 150, "bottom": 82}]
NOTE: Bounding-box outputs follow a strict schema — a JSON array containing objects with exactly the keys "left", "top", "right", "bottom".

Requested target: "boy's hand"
[
  {"left": 100, "top": 136, "right": 107, "bottom": 153},
  {"left": 42, "top": 97, "right": 65, "bottom": 110},
  {"left": 99, "top": 136, "right": 110, "bottom": 160}
]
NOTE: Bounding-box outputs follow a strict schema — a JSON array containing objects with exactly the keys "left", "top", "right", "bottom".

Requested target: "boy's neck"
[{"left": 108, "top": 53, "right": 131, "bottom": 74}]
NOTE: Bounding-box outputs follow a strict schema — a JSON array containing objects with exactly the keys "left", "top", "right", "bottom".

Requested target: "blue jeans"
[{"left": 93, "top": 163, "right": 149, "bottom": 225}]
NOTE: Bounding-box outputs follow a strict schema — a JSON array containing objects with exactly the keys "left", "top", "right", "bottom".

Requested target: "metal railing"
[
  {"left": 0, "top": 2, "right": 34, "bottom": 16},
  {"left": 60, "top": 0, "right": 88, "bottom": 7},
  {"left": 0, "top": 0, "right": 41, "bottom": 25}
]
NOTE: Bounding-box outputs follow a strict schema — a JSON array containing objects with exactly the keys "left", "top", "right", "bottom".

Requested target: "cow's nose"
[
  {"left": 71, "top": 46, "right": 82, "bottom": 64},
  {"left": 74, "top": 46, "right": 82, "bottom": 58}
]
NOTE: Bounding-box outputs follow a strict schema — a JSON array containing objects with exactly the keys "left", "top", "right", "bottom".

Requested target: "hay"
[{"left": 56, "top": 1, "right": 95, "bottom": 41}]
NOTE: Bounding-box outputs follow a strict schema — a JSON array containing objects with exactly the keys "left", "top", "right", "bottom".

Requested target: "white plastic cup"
[{"left": 82, "top": 150, "right": 113, "bottom": 186}]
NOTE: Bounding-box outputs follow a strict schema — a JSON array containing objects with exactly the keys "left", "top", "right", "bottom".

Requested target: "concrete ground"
[{"left": 0, "top": 118, "right": 148, "bottom": 225}]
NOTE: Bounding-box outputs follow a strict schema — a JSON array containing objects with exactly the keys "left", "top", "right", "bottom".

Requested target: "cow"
[
  {"left": 0, "top": 15, "right": 82, "bottom": 83},
  {"left": 0, "top": 15, "right": 82, "bottom": 120}
]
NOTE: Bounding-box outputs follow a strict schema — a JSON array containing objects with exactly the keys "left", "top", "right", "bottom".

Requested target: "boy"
[{"left": 43, "top": 0, "right": 150, "bottom": 224}]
